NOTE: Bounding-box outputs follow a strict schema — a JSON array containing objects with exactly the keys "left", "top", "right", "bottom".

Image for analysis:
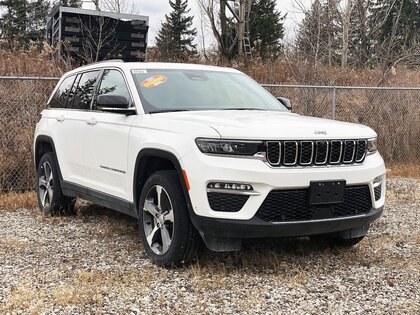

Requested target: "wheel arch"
[
  {"left": 133, "top": 148, "right": 192, "bottom": 215},
  {"left": 34, "top": 135, "right": 63, "bottom": 181}
]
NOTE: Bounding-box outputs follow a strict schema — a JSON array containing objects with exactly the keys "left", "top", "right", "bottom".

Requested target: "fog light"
[
  {"left": 373, "top": 174, "right": 384, "bottom": 187},
  {"left": 207, "top": 182, "right": 253, "bottom": 191}
]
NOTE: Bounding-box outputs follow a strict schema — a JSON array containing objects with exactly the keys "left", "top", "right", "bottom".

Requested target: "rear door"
[
  {"left": 53, "top": 70, "right": 101, "bottom": 186},
  {"left": 45, "top": 74, "right": 77, "bottom": 181},
  {"left": 83, "top": 69, "right": 135, "bottom": 200}
]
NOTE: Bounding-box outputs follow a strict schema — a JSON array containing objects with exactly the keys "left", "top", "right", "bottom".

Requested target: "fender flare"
[
  {"left": 133, "top": 148, "right": 192, "bottom": 214},
  {"left": 34, "top": 135, "right": 63, "bottom": 181}
]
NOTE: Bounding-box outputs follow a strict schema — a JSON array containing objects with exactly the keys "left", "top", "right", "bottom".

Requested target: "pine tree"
[
  {"left": 249, "top": 0, "right": 285, "bottom": 59},
  {"left": 369, "top": 0, "right": 420, "bottom": 67},
  {"left": 27, "top": 0, "right": 51, "bottom": 42},
  {"left": 347, "top": 0, "right": 372, "bottom": 68},
  {"left": 0, "top": 0, "right": 51, "bottom": 49},
  {"left": 155, "top": 0, "right": 197, "bottom": 61},
  {"left": 0, "top": 0, "right": 29, "bottom": 49},
  {"left": 296, "top": 0, "right": 341, "bottom": 66}
]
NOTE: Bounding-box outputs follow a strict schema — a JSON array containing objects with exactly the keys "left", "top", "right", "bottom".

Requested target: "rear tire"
[
  {"left": 138, "top": 170, "right": 201, "bottom": 267},
  {"left": 36, "top": 152, "right": 76, "bottom": 216}
]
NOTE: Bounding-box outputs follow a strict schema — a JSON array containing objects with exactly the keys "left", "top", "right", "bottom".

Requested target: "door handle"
[
  {"left": 56, "top": 115, "right": 65, "bottom": 122},
  {"left": 86, "top": 118, "right": 97, "bottom": 126}
]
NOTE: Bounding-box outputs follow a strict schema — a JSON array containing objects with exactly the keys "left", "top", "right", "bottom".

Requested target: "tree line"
[{"left": 0, "top": 0, "right": 419, "bottom": 70}]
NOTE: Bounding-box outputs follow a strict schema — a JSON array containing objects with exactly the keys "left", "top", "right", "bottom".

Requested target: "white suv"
[{"left": 34, "top": 61, "right": 386, "bottom": 266}]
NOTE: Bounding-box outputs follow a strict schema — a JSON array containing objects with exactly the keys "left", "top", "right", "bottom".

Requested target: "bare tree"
[
  {"left": 198, "top": 0, "right": 254, "bottom": 61},
  {"left": 91, "top": 0, "right": 101, "bottom": 11},
  {"left": 340, "top": 0, "right": 355, "bottom": 67},
  {"left": 66, "top": 15, "right": 122, "bottom": 64},
  {"left": 101, "top": 0, "right": 136, "bottom": 13},
  {"left": 198, "top": 0, "right": 235, "bottom": 60}
]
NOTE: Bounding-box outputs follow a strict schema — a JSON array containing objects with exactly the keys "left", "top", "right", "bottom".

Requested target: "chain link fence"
[
  {"left": 0, "top": 77, "right": 419, "bottom": 192},
  {"left": 0, "top": 77, "right": 58, "bottom": 192}
]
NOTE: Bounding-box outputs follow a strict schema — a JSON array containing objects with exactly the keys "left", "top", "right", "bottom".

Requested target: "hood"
[{"left": 153, "top": 110, "right": 376, "bottom": 140}]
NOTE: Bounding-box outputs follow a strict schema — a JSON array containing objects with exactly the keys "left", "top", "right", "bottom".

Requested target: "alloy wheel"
[
  {"left": 142, "top": 185, "right": 175, "bottom": 255},
  {"left": 38, "top": 161, "right": 54, "bottom": 209}
]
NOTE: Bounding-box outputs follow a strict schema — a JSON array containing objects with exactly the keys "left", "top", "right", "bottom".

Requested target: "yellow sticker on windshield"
[{"left": 141, "top": 75, "right": 167, "bottom": 88}]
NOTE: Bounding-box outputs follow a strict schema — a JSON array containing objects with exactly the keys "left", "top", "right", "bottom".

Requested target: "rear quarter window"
[{"left": 49, "top": 75, "right": 76, "bottom": 108}]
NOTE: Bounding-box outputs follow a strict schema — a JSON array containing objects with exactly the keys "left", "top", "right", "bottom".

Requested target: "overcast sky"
[{"left": 83, "top": 0, "right": 309, "bottom": 47}]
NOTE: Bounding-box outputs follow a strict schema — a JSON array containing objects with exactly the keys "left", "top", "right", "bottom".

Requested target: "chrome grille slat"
[
  {"left": 300, "top": 141, "right": 314, "bottom": 165},
  {"left": 266, "top": 139, "right": 367, "bottom": 167},
  {"left": 283, "top": 141, "right": 298, "bottom": 165},
  {"left": 315, "top": 140, "right": 329, "bottom": 165},
  {"left": 266, "top": 141, "right": 281, "bottom": 165},
  {"left": 343, "top": 140, "right": 356, "bottom": 163},
  {"left": 355, "top": 140, "right": 367, "bottom": 162},
  {"left": 329, "top": 140, "right": 343, "bottom": 164}
]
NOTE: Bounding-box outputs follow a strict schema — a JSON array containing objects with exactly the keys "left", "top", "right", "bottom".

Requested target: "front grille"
[
  {"left": 266, "top": 139, "right": 367, "bottom": 167},
  {"left": 256, "top": 185, "right": 372, "bottom": 222},
  {"left": 374, "top": 185, "right": 382, "bottom": 201},
  {"left": 208, "top": 192, "right": 249, "bottom": 212}
]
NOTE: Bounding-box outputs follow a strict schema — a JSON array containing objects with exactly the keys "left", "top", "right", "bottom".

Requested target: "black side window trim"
[
  {"left": 74, "top": 70, "right": 101, "bottom": 110},
  {"left": 66, "top": 74, "right": 81, "bottom": 109}
]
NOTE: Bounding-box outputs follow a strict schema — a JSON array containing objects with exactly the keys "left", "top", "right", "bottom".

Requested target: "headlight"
[
  {"left": 367, "top": 138, "right": 378, "bottom": 155},
  {"left": 195, "top": 138, "right": 264, "bottom": 156}
]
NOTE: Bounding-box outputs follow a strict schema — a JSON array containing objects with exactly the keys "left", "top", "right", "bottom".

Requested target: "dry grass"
[
  {"left": 388, "top": 163, "right": 420, "bottom": 179},
  {"left": 0, "top": 191, "right": 36, "bottom": 209},
  {"left": 0, "top": 48, "right": 72, "bottom": 77}
]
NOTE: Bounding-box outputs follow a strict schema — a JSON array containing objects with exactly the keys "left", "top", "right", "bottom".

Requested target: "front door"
[{"left": 83, "top": 69, "right": 134, "bottom": 200}]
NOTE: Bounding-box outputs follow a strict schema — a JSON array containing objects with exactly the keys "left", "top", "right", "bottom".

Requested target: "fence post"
[{"left": 332, "top": 86, "right": 337, "bottom": 120}]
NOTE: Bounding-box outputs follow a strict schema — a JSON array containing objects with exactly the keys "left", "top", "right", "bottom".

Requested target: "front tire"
[
  {"left": 36, "top": 152, "right": 75, "bottom": 216},
  {"left": 138, "top": 170, "right": 201, "bottom": 267}
]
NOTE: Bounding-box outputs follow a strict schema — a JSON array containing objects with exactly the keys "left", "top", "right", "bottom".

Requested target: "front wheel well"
[{"left": 133, "top": 150, "right": 191, "bottom": 213}]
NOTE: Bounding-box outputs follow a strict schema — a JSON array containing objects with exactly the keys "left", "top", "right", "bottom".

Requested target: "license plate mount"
[{"left": 309, "top": 180, "right": 346, "bottom": 205}]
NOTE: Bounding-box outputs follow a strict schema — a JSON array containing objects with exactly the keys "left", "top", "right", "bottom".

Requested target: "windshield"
[{"left": 131, "top": 69, "right": 287, "bottom": 113}]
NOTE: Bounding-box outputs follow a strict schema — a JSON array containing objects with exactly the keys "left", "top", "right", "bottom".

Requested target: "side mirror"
[
  {"left": 277, "top": 97, "right": 292, "bottom": 111},
  {"left": 96, "top": 94, "right": 136, "bottom": 115}
]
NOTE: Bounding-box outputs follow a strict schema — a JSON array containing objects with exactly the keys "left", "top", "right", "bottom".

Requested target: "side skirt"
[{"left": 61, "top": 181, "right": 137, "bottom": 218}]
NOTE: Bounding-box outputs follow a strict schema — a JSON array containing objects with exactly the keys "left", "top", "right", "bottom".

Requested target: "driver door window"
[{"left": 95, "top": 69, "right": 131, "bottom": 109}]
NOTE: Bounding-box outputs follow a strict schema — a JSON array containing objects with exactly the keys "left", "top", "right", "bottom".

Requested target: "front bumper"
[
  {"left": 182, "top": 149, "right": 386, "bottom": 220},
  {"left": 191, "top": 206, "right": 383, "bottom": 240},
  {"left": 190, "top": 206, "right": 383, "bottom": 251}
]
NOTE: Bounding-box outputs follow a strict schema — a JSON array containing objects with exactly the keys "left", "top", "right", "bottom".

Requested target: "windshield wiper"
[
  {"left": 148, "top": 109, "right": 190, "bottom": 114},
  {"left": 221, "top": 108, "right": 265, "bottom": 111}
]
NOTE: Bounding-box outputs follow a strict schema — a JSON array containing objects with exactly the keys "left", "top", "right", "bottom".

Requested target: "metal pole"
[{"left": 332, "top": 86, "right": 336, "bottom": 120}]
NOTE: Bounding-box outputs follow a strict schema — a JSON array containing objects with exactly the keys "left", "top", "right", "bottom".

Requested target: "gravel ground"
[{"left": 0, "top": 178, "right": 419, "bottom": 315}]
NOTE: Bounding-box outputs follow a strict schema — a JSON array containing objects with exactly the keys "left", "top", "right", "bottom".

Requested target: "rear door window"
[
  {"left": 71, "top": 71, "right": 100, "bottom": 110},
  {"left": 49, "top": 75, "right": 76, "bottom": 108}
]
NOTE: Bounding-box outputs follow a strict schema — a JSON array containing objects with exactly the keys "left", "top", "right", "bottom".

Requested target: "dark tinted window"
[
  {"left": 66, "top": 74, "right": 81, "bottom": 108},
  {"left": 49, "top": 75, "right": 76, "bottom": 108},
  {"left": 97, "top": 70, "right": 130, "bottom": 102},
  {"left": 72, "top": 71, "right": 100, "bottom": 110}
]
